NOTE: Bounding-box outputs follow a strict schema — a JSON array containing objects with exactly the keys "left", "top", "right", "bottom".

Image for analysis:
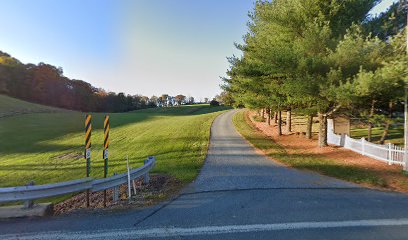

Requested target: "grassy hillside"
[
  {"left": 0, "top": 94, "right": 65, "bottom": 118},
  {"left": 0, "top": 96, "right": 230, "bottom": 189}
]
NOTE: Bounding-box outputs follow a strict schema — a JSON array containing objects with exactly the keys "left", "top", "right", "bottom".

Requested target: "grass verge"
[
  {"left": 0, "top": 95, "right": 230, "bottom": 197},
  {"left": 232, "top": 110, "right": 388, "bottom": 188}
]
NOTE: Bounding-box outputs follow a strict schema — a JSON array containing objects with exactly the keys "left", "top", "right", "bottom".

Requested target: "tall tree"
[
  {"left": 224, "top": 0, "right": 379, "bottom": 146},
  {"left": 160, "top": 94, "right": 169, "bottom": 107},
  {"left": 175, "top": 94, "right": 186, "bottom": 106}
]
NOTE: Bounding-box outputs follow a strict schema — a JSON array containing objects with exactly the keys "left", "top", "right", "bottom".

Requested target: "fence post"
[
  {"left": 361, "top": 137, "right": 365, "bottom": 155},
  {"left": 388, "top": 143, "right": 392, "bottom": 165},
  {"left": 344, "top": 135, "right": 349, "bottom": 149},
  {"left": 23, "top": 181, "right": 35, "bottom": 209}
]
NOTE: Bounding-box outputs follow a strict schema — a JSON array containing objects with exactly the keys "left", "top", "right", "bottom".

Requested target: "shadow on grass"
[
  {"left": 351, "top": 126, "right": 403, "bottom": 145},
  {"left": 0, "top": 105, "right": 231, "bottom": 156},
  {"left": 272, "top": 153, "right": 387, "bottom": 187}
]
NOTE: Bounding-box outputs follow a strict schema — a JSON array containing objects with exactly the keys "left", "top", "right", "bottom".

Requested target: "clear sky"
[{"left": 0, "top": 0, "right": 398, "bottom": 101}]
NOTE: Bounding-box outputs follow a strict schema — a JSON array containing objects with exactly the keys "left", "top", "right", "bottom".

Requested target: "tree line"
[
  {"left": 223, "top": 0, "right": 407, "bottom": 146},
  {"left": 0, "top": 52, "right": 199, "bottom": 112}
]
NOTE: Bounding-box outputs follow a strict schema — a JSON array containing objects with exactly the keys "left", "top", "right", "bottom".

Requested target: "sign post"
[
  {"left": 103, "top": 115, "right": 110, "bottom": 207},
  {"left": 84, "top": 114, "right": 92, "bottom": 207}
]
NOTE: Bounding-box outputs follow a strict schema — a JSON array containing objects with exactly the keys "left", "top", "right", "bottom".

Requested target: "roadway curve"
[{"left": 2, "top": 110, "right": 408, "bottom": 239}]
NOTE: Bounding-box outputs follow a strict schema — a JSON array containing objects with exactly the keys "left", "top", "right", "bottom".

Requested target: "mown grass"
[
  {"left": 0, "top": 94, "right": 65, "bottom": 118},
  {"left": 232, "top": 110, "right": 387, "bottom": 187},
  {"left": 278, "top": 109, "right": 403, "bottom": 145},
  {"left": 351, "top": 125, "right": 404, "bottom": 145},
  {"left": 0, "top": 95, "right": 231, "bottom": 192}
]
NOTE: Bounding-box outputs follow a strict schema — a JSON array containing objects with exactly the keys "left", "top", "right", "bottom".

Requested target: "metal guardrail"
[
  {"left": 0, "top": 178, "right": 93, "bottom": 202},
  {"left": 0, "top": 156, "right": 156, "bottom": 204},
  {"left": 91, "top": 159, "right": 153, "bottom": 192}
]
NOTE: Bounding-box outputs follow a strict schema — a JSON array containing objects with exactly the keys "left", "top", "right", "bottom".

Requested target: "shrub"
[{"left": 210, "top": 99, "right": 220, "bottom": 106}]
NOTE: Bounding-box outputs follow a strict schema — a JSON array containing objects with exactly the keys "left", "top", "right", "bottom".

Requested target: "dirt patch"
[
  {"left": 51, "top": 152, "right": 83, "bottom": 160},
  {"left": 54, "top": 174, "right": 183, "bottom": 215},
  {"left": 247, "top": 111, "right": 408, "bottom": 193}
]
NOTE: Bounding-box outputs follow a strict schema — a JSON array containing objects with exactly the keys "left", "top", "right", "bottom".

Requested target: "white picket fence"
[{"left": 327, "top": 120, "right": 406, "bottom": 166}]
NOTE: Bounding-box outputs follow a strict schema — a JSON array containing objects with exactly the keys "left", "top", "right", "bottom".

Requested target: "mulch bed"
[
  {"left": 53, "top": 174, "right": 183, "bottom": 215},
  {"left": 247, "top": 111, "right": 408, "bottom": 193}
]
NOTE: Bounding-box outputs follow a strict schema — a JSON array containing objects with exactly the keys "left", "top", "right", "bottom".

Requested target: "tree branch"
[{"left": 323, "top": 104, "right": 342, "bottom": 117}]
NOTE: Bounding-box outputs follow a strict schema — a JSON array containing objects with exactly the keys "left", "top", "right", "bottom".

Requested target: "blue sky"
[{"left": 0, "top": 0, "right": 398, "bottom": 100}]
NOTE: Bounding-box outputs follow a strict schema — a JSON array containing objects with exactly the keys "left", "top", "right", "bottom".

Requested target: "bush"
[{"left": 210, "top": 99, "right": 220, "bottom": 106}]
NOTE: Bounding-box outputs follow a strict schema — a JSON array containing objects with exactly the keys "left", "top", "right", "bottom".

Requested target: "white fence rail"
[
  {"left": 0, "top": 156, "right": 156, "bottom": 205},
  {"left": 327, "top": 120, "right": 405, "bottom": 166}
]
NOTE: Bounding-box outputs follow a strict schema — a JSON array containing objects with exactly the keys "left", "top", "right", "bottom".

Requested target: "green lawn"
[
  {"left": 350, "top": 125, "right": 404, "bottom": 145},
  {"left": 0, "top": 94, "right": 65, "bottom": 118},
  {"left": 282, "top": 109, "right": 403, "bottom": 145},
  {"left": 233, "top": 110, "right": 387, "bottom": 187},
  {"left": 0, "top": 95, "right": 231, "bottom": 191}
]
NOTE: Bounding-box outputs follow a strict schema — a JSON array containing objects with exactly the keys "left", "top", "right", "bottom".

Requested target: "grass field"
[
  {"left": 0, "top": 94, "right": 65, "bottom": 118},
  {"left": 233, "top": 110, "right": 388, "bottom": 187},
  {"left": 260, "top": 110, "right": 403, "bottom": 145},
  {"left": 350, "top": 125, "right": 403, "bottom": 145},
  {"left": 0, "top": 95, "right": 231, "bottom": 191}
]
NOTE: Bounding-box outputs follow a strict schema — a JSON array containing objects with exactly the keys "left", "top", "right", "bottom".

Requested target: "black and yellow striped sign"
[
  {"left": 103, "top": 115, "right": 110, "bottom": 206},
  {"left": 85, "top": 114, "right": 92, "bottom": 151},
  {"left": 103, "top": 115, "right": 110, "bottom": 151}
]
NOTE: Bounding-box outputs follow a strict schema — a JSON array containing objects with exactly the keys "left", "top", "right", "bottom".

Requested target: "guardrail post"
[
  {"left": 23, "top": 181, "right": 35, "bottom": 209},
  {"left": 144, "top": 159, "right": 151, "bottom": 184},
  {"left": 132, "top": 180, "right": 137, "bottom": 195},
  {"left": 361, "top": 137, "right": 365, "bottom": 155},
  {"left": 126, "top": 155, "right": 131, "bottom": 203},
  {"left": 112, "top": 173, "right": 119, "bottom": 202}
]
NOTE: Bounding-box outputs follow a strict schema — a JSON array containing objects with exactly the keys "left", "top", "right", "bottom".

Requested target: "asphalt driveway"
[{"left": 2, "top": 110, "right": 408, "bottom": 239}]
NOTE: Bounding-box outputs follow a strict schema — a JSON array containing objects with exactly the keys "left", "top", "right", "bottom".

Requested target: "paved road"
[{"left": 2, "top": 110, "right": 408, "bottom": 239}]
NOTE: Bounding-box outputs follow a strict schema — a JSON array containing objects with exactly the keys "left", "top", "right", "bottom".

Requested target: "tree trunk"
[
  {"left": 262, "top": 109, "right": 265, "bottom": 119},
  {"left": 367, "top": 99, "right": 376, "bottom": 142},
  {"left": 367, "top": 124, "right": 373, "bottom": 142},
  {"left": 379, "top": 122, "right": 390, "bottom": 144},
  {"left": 267, "top": 108, "right": 271, "bottom": 125},
  {"left": 318, "top": 112, "right": 328, "bottom": 147},
  {"left": 306, "top": 114, "right": 313, "bottom": 139},
  {"left": 278, "top": 111, "right": 282, "bottom": 136},
  {"left": 286, "top": 110, "right": 292, "bottom": 133},
  {"left": 379, "top": 101, "right": 394, "bottom": 144},
  {"left": 274, "top": 112, "right": 278, "bottom": 124}
]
